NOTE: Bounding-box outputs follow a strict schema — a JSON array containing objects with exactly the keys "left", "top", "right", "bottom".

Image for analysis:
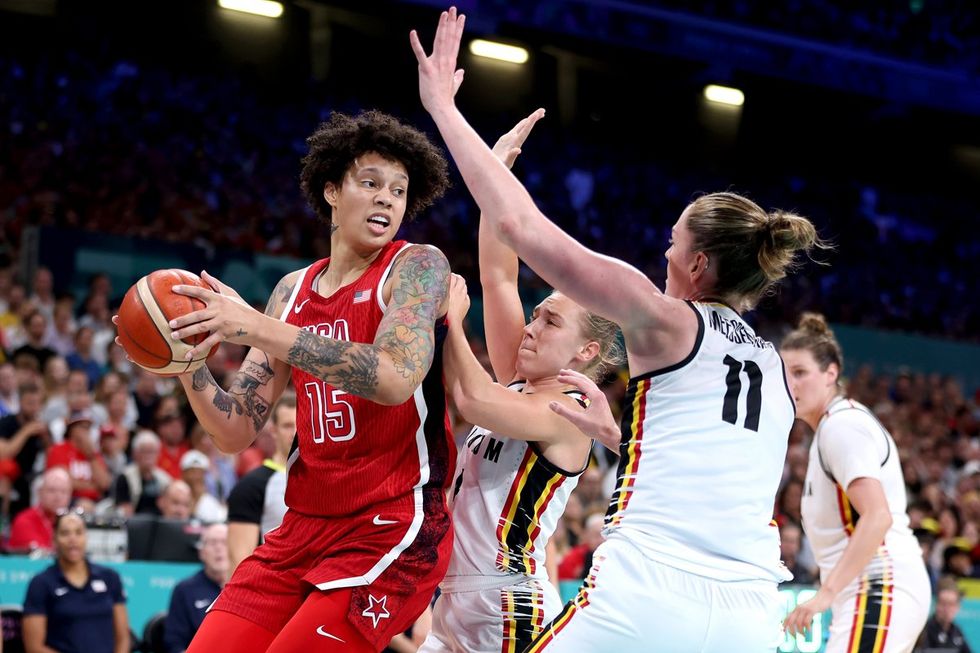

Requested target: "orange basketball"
[{"left": 116, "top": 269, "right": 219, "bottom": 376}]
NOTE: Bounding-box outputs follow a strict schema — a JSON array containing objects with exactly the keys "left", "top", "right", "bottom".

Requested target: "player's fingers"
[
  {"left": 548, "top": 400, "right": 583, "bottom": 425},
  {"left": 170, "top": 320, "right": 210, "bottom": 341},
  {"left": 171, "top": 284, "right": 211, "bottom": 301},
  {"left": 556, "top": 369, "right": 601, "bottom": 397},
  {"left": 111, "top": 315, "right": 119, "bottom": 325},
  {"left": 168, "top": 309, "right": 212, "bottom": 330},
  {"left": 185, "top": 333, "right": 221, "bottom": 361},
  {"left": 409, "top": 30, "right": 428, "bottom": 63},
  {"left": 452, "top": 68, "right": 465, "bottom": 96}
]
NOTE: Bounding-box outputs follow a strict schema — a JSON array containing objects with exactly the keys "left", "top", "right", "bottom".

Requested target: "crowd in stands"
[{"left": 486, "top": 0, "right": 980, "bottom": 72}]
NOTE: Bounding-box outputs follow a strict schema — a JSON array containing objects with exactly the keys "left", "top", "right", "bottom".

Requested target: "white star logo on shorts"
[{"left": 361, "top": 594, "right": 390, "bottom": 629}]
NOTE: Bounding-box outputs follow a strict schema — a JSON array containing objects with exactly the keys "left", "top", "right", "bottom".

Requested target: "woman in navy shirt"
[{"left": 22, "top": 511, "right": 129, "bottom": 653}]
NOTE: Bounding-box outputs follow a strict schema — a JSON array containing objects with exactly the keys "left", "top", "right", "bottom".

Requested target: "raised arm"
[
  {"left": 170, "top": 245, "right": 450, "bottom": 408},
  {"left": 444, "top": 275, "right": 587, "bottom": 445},
  {"left": 411, "top": 10, "right": 662, "bottom": 332},
  {"left": 480, "top": 109, "right": 545, "bottom": 383}
]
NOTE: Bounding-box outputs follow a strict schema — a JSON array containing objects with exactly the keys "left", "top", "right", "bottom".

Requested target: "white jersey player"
[
  {"left": 782, "top": 313, "right": 929, "bottom": 652},
  {"left": 413, "top": 13, "right": 828, "bottom": 648},
  {"left": 419, "top": 112, "right": 623, "bottom": 653}
]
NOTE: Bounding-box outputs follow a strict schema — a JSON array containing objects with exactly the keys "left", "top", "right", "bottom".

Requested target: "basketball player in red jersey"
[{"left": 148, "top": 111, "right": 455, "bottom": 653}]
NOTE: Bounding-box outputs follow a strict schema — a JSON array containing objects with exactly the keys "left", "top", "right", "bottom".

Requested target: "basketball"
[{"left": 116, "top": 269, "right": 219, "bottom": 376}]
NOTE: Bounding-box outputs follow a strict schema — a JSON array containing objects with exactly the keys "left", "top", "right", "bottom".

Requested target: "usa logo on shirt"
[{"left": 353, "top": 289, "right": 371, "bottom": 304}]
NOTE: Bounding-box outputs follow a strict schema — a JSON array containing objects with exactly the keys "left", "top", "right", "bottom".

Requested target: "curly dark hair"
[{"left": 299, "top": 110, "right": 450, "bottom": 225}]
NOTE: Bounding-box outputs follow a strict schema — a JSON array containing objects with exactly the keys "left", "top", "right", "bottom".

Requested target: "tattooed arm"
[
  {"left": 253, "top": 245, "right": 450, "bottom": 406},
  {"left": 175, "top": 272, "right": 296, "bottom": 454},
  {"left": 171, "top": 246, "right": 450, "bottom": 407}
]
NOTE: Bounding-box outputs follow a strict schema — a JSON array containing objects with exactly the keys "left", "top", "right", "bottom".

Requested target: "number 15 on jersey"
[{"left": 304, "top": 381, "right": 356, "bottom": 442}]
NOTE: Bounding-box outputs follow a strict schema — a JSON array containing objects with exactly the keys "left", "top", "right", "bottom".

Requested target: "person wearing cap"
[
  {"left": 180, "top": 450, "right": 226, "bottom": 523},
  {"left": 46, "top": 409, "right": 110, "bottom": 502},
  {"left": 99, "top": 423, "right": 127, "bottom": 479}
]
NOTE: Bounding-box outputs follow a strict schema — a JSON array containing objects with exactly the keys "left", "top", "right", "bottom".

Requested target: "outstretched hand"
[
  {"left": 492, "top": 108, "right": 546, "bottom": 169},
  {"left": 549, "top": 368, "right": 621, "bottom": 453},
  {"left": 410, "top": 7, "right": 467, "bottom": 115},
  {"left": 783, "top": 586, "right": 832, "bottom": 640},
  {"left": 165, "top": 270, "right": 256, "bottom": 359}
]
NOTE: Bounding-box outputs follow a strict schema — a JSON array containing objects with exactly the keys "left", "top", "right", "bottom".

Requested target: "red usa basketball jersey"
[{"left": 278, "top": 240, "right": 455, "bottom": 517}]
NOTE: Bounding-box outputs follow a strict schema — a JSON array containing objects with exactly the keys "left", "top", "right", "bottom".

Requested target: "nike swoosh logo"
[
  {"left": 373, "top": 515, "right": 397, "bottom": 525},
  {"left": 293, "top": 298, "right": 310, "bottom": 314},
  {"left": 316, "top": 626, "right": 346, "bottom": 642}
]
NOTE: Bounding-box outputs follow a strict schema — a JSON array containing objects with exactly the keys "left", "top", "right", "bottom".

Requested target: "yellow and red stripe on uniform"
[
  {"left": 500, "top": 583, "right": 546, "bottom": 653},
  {"left": 835, "top": 483, "right": 861, "bottom": 537},
  {"left": 525, "top": 566, "right": 598, "bottom": 653},
  {"left": 606, "top": 378, "right": 650, "bottom": 527},
  {"left": 844, "top": 555, "right": 894, "bottom": 653},
  {"left": 495, "top": 448, "right": 567, "bottom": 575}
]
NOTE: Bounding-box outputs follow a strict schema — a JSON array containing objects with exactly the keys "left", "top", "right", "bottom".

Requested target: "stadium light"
[
  {"left": 218, "top": 0, "right": 284, "bottom": 18},
  {"left": 703, "top": 84, "right": 745, "bottom": 107},
  {"left": 469, "top": 39, "right": 529, "bottom": 64}
]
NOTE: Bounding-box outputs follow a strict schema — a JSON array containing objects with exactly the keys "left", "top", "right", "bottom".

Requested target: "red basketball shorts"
[{"left": 212, "top": 488, "right": 452, "bottom": 651}]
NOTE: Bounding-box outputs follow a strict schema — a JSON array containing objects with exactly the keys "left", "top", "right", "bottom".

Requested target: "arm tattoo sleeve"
[{"left": 283, "top": 246, "right": 449, "bottom": 400}]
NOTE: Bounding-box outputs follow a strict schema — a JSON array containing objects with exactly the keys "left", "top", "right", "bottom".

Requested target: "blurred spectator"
[
  {"left": 156, "top": 404, "right": 190, "bottom": 480},
  {"left": 0, "top": 382, "right": 48, "bottom": 517},
  {"left": 916, "top": 576, "right": 974, "bottom": 652},
  {"left": 227, "top": 396, "right": 295, "bottom": 573},
  {"left": 1, "top": 283, "right": 30, "bottom": 352},
  {"left": 779, "top": 522, "right": 816, "bottom": 585},
  {"left": 189, "top": 422, "right": 235, "bottom": 503},
  {"left": 157, "top": 480, "right": 194, "bottom": 521},
  {"left": 22, "top": 511, "right": 129, "bottom": 653},
  {"left": 942, "top": 543, "right": 975, "bottom": 579},
  {"left": 29, "top": 267, "right": 56, "bottom": 323},
  {"left": 180, "top": 450, "right": 226, "bottom": 523},
  {"left": 46, "top": 409, "right": 111, "bottom": 503},
  {"left": 133, "top": 370, "right": 163, "bottom": 429},
  {"left": 66, "top": 326, "right": 104, "bottom": 389},
  {"left": 7, "top": 467, "right": 71, "bottom": 553},
  {"left": 99, "top": 425, "right": 127, "bottom": 479},
  {"left": 164, "top": 523, "right": 229, "bottom": 653},
  {"left": 46, "top": 298, "right": 78, "bottom": 358},
  {"left": 39, "top": 360, "right": 79, "bottom": 426},
  {"left": 12, "top": 310, "right": 57, "bottom": 373},
  {"left": 557, "top": 512, "right": 606, "bottom": 581},
  {"left": 0, "top": 362, "right": 18, "bottom": 417},
  {"left": 114, "top": 430, "right": 171, "bottom": 517},
  {"left": 573, "top": 467, "right": 607, "bottom": 516},
  {"left": 77, "top": 292, "right": 115, "bottom": 367}
]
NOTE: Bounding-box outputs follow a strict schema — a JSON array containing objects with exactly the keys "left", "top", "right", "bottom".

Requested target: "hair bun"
[{"left": 797, "top": 312, "right": 831, "bottom": 336}]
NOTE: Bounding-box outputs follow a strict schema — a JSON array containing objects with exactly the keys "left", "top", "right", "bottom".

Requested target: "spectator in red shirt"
[
  {"left": 558, "top": 511, "right": 606, "bottom": 581},
  {"left": 46, "top": 409, "right": 111, "bottom": 503},
  {"left": 155, "top": 405, "right": 189, "bottom": 481},
  {"left": 7, "top": 466, "right": 72, "bottom": 552}
]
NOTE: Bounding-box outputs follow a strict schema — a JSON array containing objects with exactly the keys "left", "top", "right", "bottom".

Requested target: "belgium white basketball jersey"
[
  {"left": 443, "top": 383, "right": 587, "bottom": 587},
  {"left": 603, "top": 301, "right": 794, "bottom": 583},
  {"left": 801, "top": 396, "right": 922, "bottom": 579}
]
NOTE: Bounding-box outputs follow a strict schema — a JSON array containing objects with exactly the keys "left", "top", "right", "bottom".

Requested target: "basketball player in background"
[
  {"left": 133, "top": 110, "right": 457, "bottom": 653},
  {"left": 418, "top": 113, "right": 623, "bottom": 653},
  {"left": 781, "top": 314, "right": 929, "bottom": 651},
  {"left": 412, "top": 9, "right": 828, "bottom": 650}
]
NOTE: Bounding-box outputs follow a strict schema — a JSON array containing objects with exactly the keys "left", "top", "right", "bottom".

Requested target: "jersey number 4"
[
  {"left": 721, "top": 355, "right": 762, "bottom": 432},
  {"left": 304, "top": 382, "right": 356, "bottom": 442}
]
